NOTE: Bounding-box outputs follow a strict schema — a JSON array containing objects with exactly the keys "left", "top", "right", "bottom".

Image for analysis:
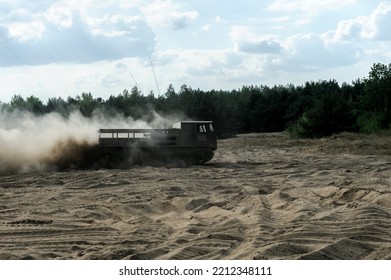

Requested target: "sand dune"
[{"left": 1, "top": 132, "right": 391, "bottom": 259}]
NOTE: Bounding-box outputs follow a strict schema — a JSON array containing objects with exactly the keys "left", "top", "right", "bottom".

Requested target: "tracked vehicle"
[{"left": 98, "top": 121, "right": 217, "bottom": 166}]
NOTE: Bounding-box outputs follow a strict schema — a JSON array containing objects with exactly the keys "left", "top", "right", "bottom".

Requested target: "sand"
[{"left": 1, "top": 132, "right": 391, "bottom": 260}]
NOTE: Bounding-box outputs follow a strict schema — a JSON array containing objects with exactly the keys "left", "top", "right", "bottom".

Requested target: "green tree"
[
  {"left": 288, "top": 80, "right": 355, "bottom": 138},
  {"left": 9, "top": 94, "right": 27, "bottom": 111},
  {"left": 76, "top": 92, "right": 99, "bottom": 117},
  {"left": 46, "top": 97, "right": 69, "bottom": 116},
  {"left": 26, "top": 95, "right": 45, "bottom": 115},
  {"left": 290, "top": 91, "right": 352, "bottom": 138},
  {"left": 7, "top": 94, "right": 44, "bottom": 115},
  {"left": 249, "top": 85, "right": 293, "bottom": 132},
  {"left": 358, "top": 63, "right": 391, "bottom": 132}
]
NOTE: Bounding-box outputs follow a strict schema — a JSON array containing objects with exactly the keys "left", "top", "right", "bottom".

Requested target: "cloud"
[
  {"left": 186, "top": 52, "right": 243, "bottom": 76},
  {"left": 7, "top": 21, "right": 46, "bottom": 42},
  {"left": 268, "top": 0, "right": 358, "bottom": 14},
  {"left": 0, "top": 11, "right": 155, "bottom": 66},
  {"left": 326, "top": 1, "right": 391, "bottom": 42},
  {"left": 0, "top": 1, "right": 55, "bottom": 18},
  {"left": 238, "top": 40, "right": 283, "bottom": 54},
  {"left": 45, "top": 1, "right": 75, "bottom": 28},
  {"left": 153, "top": 49, "right": 242, "bottom": 76},
  {"left": 140, "top": 0, "right": 198, "bottom": 30},
  {"left": 282, "top": 33, "right": 359, "bottom": 71},
  {"left": 202, "top": 24, "right": 210, "bottom": 31},
  {"left": 135, "top": 48, "right": 249, "bottom": 91},
  {"left": 229, "top": 26, "right": 283, "bottom": 54}
]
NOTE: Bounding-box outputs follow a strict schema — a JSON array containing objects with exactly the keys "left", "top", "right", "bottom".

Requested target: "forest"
[{"left": 1, "top": 62, "right": 391, "bottom": 138}]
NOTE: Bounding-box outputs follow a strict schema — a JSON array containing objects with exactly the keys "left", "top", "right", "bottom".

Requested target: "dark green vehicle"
[{"left": 98, "top": 121, "right": 217, "bottom": 166}]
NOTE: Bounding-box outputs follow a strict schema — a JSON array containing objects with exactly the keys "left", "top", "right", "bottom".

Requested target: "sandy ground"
[{"left": 1, "top": 132, "right": 391, "bottom": 260}]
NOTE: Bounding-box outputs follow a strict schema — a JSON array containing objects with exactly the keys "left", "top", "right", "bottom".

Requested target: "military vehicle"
[{"left": 98, "top": 121, "right": 217, "bottom": 166}]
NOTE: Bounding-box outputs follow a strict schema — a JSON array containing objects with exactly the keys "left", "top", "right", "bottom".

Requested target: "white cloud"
[
  {"left": 229, "top": 26, "right": 283, "bottom": 54},
  {"left": 202, "top": 24, "right": 210, "bottom": 31},
  {"left": 45, "top": 2, "right": 75, "bottom": 28},
  {"left": 268, "top": 0, "right": 358, "bottom": 14},
  {"left": 238, "top": 39, "right": 283, "bottom": 54},
  {"left": 272, "top": 16, "right": 290, "bottom": 23},
  {"left": 140, "top": 0, "right": 198, "bottom": 30},
  {"left": 0, "top": 3, "right": 156, "bottom": 66},
  {"left": 139, "top": 48, "right": 252, "bottom": 90},
  {"left": 0, "top": 1, "right": 55, "bottom": 18},
  {"left": 153, "top": 49, "right": 242, "bottom": 74},
  {"left": 0, "top": 58, "right": 156, "bottom": 101},
  {"left": 214, "top": 16, "right": 222, "bottom": 23},
  {"left": 326, "top": 1, "right": 391, "bottom": 42},
  {"left": 7, "top": 21, "right": 46, "bottom": 42},
  {"left": 294, "top": 16, "right": 312, "bottom": 26},
  {"left": 278, "top": 33, "right": 359, "bottom": 71},
  {"left": 118, "top": 0, "right": 143, "bottom": 9}
]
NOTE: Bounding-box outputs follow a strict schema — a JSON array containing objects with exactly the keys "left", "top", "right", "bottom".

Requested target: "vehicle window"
[{"left": 197, "top": 124, "right": 207, "bottom": 133}]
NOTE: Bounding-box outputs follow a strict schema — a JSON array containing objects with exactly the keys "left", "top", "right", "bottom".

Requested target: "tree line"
[{"left": 1, "top": 63, "right": 391, "bottom": 138}]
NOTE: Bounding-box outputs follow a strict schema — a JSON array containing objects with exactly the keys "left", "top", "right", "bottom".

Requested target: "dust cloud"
[{"left": 0, "top": 110, "right": 179, "bottom": 175}]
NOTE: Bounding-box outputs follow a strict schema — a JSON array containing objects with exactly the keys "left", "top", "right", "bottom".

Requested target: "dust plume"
[{"left": 0, "top": 110, "right": 181, "bottom": 175}]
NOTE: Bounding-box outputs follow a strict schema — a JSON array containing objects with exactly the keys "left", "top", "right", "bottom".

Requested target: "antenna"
[
  {"left": 148, "top": 55, "right": 167, "bottom": 128},
  {"left": 129, "top": 71, "right": 141, "bottom": 93},
  {"left": 149, "top": 56, "right": 161, "bottom": 96},
  {"left": 129, "top": 70, "right": 158, "bottom": 128}
]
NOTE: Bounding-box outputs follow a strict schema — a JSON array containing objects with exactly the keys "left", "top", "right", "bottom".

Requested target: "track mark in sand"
[
  {"left": 161, "top": 193, "right": 252, "bottom": 260},
  {"left": 0, "top": 221, "right": 120, "bottom": 260},
  {"left": 104, "top": 216, "right": 176, "bottom": 260},
  {"left": 253, "top": 186, "right": 391, "bottom": 259},
  {"left": 166, "top": 229, "right": 245, "bottom": 260},
  {"left": 253, "top": 192, "right": 298, "bottom": 259},
  {"left": 6, "top": 219, "right": 53, "bottom": 226},
  {"left": 129, "top": 248, "right": 170, "bottom": 260},
  {"left": 255, "top": 242, "right": 311, "bottom": 259},
  {"left": 299, "top": 238, "right": 375, "bottom": 260}
]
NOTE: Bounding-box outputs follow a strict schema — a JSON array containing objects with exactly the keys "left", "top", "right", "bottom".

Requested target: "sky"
[{"left": 0, "top": 0, "right": 391, "bottom": 103}]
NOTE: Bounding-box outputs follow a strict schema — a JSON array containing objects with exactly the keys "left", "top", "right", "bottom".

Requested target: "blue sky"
[{"left": 0, "top": 0, "right": 390, "bottom": 102}]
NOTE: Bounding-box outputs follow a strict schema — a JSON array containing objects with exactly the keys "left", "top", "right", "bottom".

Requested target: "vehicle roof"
[{"left": 173, "top": 121, "right": 213, "bottom": 124}]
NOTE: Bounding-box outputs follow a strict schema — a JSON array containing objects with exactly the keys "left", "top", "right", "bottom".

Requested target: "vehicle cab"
[{"left": 172, "top": 121, "right": 217, "bottom": 150}]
